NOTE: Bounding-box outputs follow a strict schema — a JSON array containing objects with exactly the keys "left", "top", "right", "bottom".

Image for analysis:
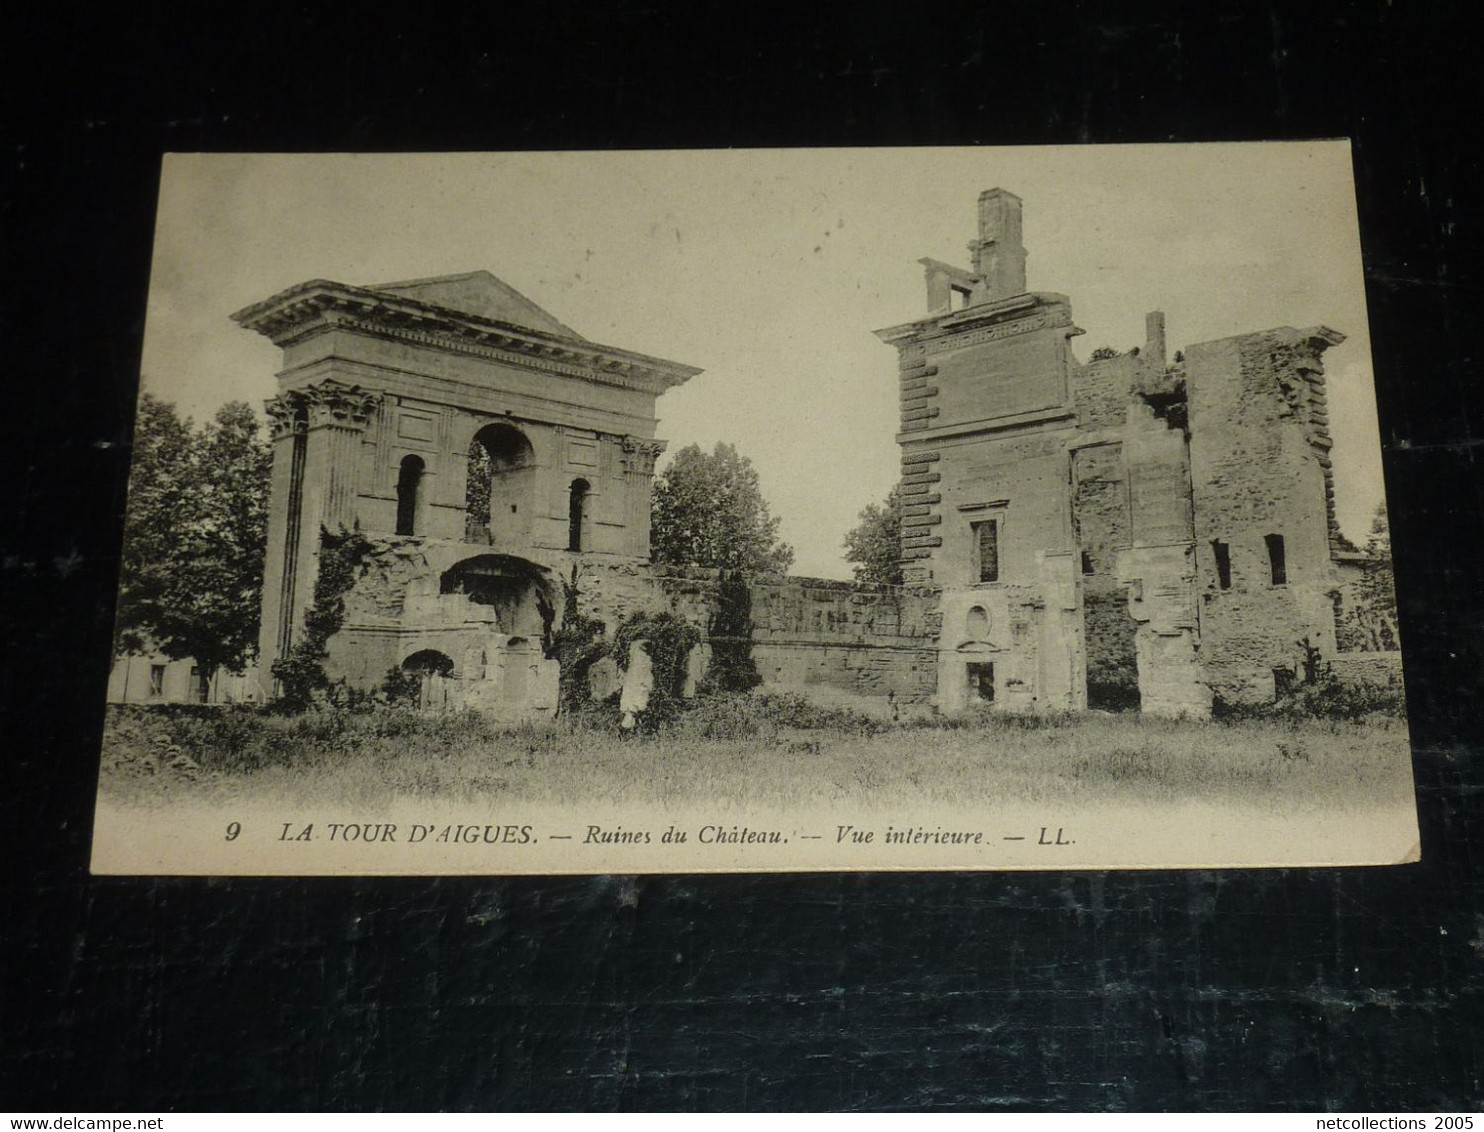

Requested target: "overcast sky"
[{"left": 140, "top": 144, "right": 1383, "bottom": 578}]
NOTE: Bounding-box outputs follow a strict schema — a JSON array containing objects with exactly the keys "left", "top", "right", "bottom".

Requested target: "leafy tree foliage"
[
  {"left": 1358, "top": 502, "right": 1399, "bottom": 649},
  {"left": 1087, "top": 346, "right": 1120, "bottom": 362},
  {"left": 707, "top": 570, "right": 762, "bottom": 691},
  {"left": 464, "top": 437, "right": 493, "bottom": 541},
  {"left": 843, "top": 484, "right": 904, "bottom": 585},
  {"left": 650, "top": 443, "right": 794, "bottom": 573},
  {"left": 551, "top": 567, "right": 610, "bottom": 715},
  {"left": 114, "top": 394, "right": 273, "bottom": 682},
  {"left": 269, "top": 526, "right": 373, "bottom": 713}
]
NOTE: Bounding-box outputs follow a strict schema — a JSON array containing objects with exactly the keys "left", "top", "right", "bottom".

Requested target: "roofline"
[
  {"left": 231, "top": 279, "right": 702, "bottom": 393},
  {"left": 873, "top": 291, "right": 1073, "bottom": 344}
]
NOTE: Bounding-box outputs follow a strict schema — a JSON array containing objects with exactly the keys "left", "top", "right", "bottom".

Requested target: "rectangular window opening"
[
  {"left": 1212, "top": 539, "right": 1232, "bottom": 590},
  {"left": 972, "top": 519, "right": 1000, "bottom": 584},
  {"left": 1265, "top": 533, "right": 1287, "bottom": 585},
  {"left": 966, "top": 662, "right": 995, "bottom": 704},
  {"left": 1081, "top": 549, "right": 1095, "bottom": 575},
  {"left": 1273, "top": 666, "right": 1297, "bottom": 698}
]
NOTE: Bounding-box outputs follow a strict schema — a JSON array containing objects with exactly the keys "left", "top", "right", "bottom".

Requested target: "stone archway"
[
  {"left": 438, "top": 553, "right": 557, "bottom": 649},
  {"left": 465, "top": 422, "right": 537, "bottom": 546}
]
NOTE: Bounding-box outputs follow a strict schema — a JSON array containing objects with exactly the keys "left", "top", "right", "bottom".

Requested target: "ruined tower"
[
  {"left": 234, "top": 271, "right": 699, "bottom": 712},
  {"left": 877, "top": 190, "right": 1353, "bottom": 717},
  {"left": 876, "top": 189, "right": 1087, "bottom": 715}
]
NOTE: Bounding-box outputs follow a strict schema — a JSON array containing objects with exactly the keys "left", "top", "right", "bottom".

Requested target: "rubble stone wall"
[
  {"left": 1185, "top": 330, "right": 1342, "bottom": 702},
  {"left": 656, "top": 569, "right": 941, "bottom": 704},
  {"left": 1329, "top": 651, "right": 1405, "bottom": 689}
]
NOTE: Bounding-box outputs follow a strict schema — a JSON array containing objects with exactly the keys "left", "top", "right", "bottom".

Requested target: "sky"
[{"left": 139, "top": 144, "right": 1385, "bottom": 578}]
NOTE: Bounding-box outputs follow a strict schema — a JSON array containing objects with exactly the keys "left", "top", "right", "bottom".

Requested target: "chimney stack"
[
  {"left": 971, "top": 189, "right": 1028, "bottom": 301},
  {"left": 1145, "top": 311, "right": 1167, "bottom": 367}
]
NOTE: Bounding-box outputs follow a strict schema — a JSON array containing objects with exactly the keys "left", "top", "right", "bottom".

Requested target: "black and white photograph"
[{"left": 92, "top": 145, "right": 1417, "bottom": 875}]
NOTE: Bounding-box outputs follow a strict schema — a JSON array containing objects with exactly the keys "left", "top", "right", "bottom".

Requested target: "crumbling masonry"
[
  {"left": 228, "top": 192, "right": 1397, "bottom": 722},
  {"left": 875, "top": 189, "right": 1395, "bottom": 716}
]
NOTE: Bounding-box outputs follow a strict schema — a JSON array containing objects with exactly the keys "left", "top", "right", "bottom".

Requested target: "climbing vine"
[
  {"left": 550, "top": 567, "right": 610, "bottom": 715},
  {"left": 612, "top": 610, "right": 701, "bottom": 728},
  {"left": 270, "top": 525, "right": 374, "bottom": 713}
]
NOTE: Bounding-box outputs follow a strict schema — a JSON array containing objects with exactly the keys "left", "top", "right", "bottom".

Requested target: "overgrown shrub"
[
  {"left": 1087, "top": 674, "right": 1141, "bottom": 713},
  {"left": 1213, "top": 639, "right": 1407, "bottom": 723},
  {"left": 612, "top": 610, "right": 700, "bottom": 730},
  {"left": 901, "top": 703, "right": 1062, "bottom": 732},
  {"left": 379, "top": 666, "right": 421, "bottom": 706},
  {"left": 662, "top": 689, "right": 886, "bottom": 741},
  {"left": 748, "top": 691, "right": 885, "bottom": 734},
  {"left": 669, "top": 692, "right": 768, "bottom": 741},
  {"left": 269, "top": 525, "right": 373, "bottom": 713},
  {"left": 551, "top": 568, "right": 610, "bottom": 715}
]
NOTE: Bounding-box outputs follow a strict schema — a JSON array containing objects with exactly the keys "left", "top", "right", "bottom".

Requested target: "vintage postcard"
[{"left": 92, "top": 145, "right": 1417, "bottom": 875}]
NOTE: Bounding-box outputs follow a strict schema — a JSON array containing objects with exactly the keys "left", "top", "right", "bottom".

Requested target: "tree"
[
  {"left": 114, "top": 395, "right": 273, "bottom": 685},
  {"left": 843, "top": 485, "right": 903, "bottom": 585},
  {"left": 114, "top": 394, "right": 196, "bottom": 658},
  {"left": 707, "top": 569, "right": 762, "bottom": 691},
  {"left": 1358, "top": 501, "right": 1399, "bottom": 649},
  {"left": 650, "top": 442, "right": 794, "bottom": 573}
]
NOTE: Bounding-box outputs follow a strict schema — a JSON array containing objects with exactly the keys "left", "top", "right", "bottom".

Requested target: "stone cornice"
[
  {"left": 874, "top": 291, "right": 1074, "bottom": 347},
  {"left": 232, "top": 279, "right": 702, "bottom": 396}
]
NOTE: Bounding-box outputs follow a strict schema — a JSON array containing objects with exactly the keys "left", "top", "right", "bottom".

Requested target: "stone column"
[
  {"left": 622, "top": 437, "right": 666, "bottom": 558},
  {"left": 301, "top": 380, "right": 380, "bottom": 531},
  {"left": 259, "top": 398, "right": 306, "bottom": 678},
  {"left": 972, "top": 189, "right": 1028, "bottom": 301},
  {"left": 257, "top": 380, "right": 379, "bottom": 683}
]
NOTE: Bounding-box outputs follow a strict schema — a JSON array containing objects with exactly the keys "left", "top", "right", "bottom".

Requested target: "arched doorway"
[
  {"left": 439, "top": 553, "right": 557, "bottom": 651},
  {"left": 401, "top": 649, "right": 457, "bottom": 712},
  {"left": 401, "top": 649, "right": 455, "bottom": 677},
  {"left": 465, "top": 423, "right": 536, "bottom": 546}
]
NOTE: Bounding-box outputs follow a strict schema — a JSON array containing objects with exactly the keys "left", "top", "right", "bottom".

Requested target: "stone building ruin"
[
  {"left": 214, "top": 191, "right": 1398, "bottom": 722},
  {"left": 232, "top": 271, "right": 694, "bottom": 720},
  {"left": 876, "top": 189, "right": 1395, "bottom": 716}
]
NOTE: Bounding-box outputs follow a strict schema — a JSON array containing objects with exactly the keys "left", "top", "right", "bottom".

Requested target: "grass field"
[{"left": 97, "top": 692, "right": 1415, "bottom": 815}]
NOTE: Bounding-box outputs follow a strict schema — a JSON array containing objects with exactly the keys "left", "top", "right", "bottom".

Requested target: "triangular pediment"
[{"left": 368, "top": 270, "right": 584, "bottom": 340}]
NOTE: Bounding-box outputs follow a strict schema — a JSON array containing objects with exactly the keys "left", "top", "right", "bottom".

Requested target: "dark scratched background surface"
[{"left": 2, "top": 3, "right": 1481, "bottom": 1112}]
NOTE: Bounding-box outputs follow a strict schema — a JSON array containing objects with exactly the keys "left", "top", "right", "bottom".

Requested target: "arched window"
[
  {"left": 465, "top": 423, "right": 535, "bottom": 545},
  {"left": 396, "top": 454, "right": 425, "bottom": 536},
  {"left": 568, "top": 478, "right": 591, "bottom": 552}
]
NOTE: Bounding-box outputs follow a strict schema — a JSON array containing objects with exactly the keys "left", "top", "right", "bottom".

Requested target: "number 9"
[{"left": 225, "top": 821, "right": 242, "bottom": 841}]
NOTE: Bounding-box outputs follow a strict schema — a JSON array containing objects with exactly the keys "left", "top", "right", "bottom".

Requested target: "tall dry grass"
[{"left": 97, "top": 694, "right": 1414, "bottom": 814}]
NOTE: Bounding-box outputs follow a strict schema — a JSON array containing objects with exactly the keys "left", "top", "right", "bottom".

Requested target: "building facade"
[
  {"left": 231, "top": 271, "right": 698, "bottom": 718},
  {"left": 187, "top": 191, "right": 1394, "bottom": 722},
  {"left": 875, "top": 189, "right": 1374, "bottom": 716}
]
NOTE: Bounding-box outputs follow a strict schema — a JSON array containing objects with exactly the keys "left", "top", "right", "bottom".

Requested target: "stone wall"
[
  {"left": 656, "top": 568, "right": 941, "bottom": 704},
  {"left": 1185, "top": 328, "right": 1344, "bottom": 703},
  {"left": 322, "top": 541, "right": 942, "bottom": 709},
  {"left": 1072, "top": 353, "right": 1142, "bottom": 431},
  {"left": 1329, "top": 651, "right": 1405, "bottom": 689}
]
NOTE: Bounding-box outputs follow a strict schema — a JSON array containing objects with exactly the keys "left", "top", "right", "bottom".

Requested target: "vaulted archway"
[{"left": 465, "top": 422, "right": 536, "bottom": 546}]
